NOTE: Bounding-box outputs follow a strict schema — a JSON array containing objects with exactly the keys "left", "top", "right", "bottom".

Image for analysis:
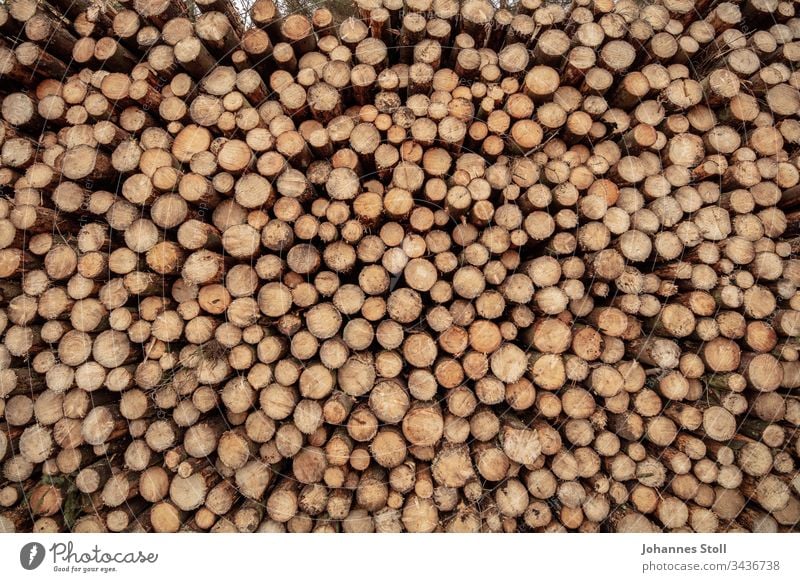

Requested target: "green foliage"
[
  {"left": 186, "top": 0, "right": 199, "bottom": 21},
  {"left": 41, "top": 474, "right": 84, "bottom": 530}
]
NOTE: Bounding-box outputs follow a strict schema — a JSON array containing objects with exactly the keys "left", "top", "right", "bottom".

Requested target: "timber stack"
[{"left": 0, "top": 0, "right": 799, "bottom": 533}]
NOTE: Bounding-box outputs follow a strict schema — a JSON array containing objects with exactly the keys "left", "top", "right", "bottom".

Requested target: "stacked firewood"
[{"left": 0, "top": 0, "right": 799, "bottom": 533}]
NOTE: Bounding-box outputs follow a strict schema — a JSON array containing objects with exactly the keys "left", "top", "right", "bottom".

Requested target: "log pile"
[{"left": 0, "top": 0, "right": 799, "bottom": 533}]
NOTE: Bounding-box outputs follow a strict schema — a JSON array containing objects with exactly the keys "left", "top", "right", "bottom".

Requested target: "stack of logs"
[{"left": 0, "top": 0, "right": 799, "bottom": 533}]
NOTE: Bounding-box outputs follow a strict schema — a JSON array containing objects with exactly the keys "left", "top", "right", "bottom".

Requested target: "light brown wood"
[{"left": 0, "top": 0, "right": 796, "bottom": 535}]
